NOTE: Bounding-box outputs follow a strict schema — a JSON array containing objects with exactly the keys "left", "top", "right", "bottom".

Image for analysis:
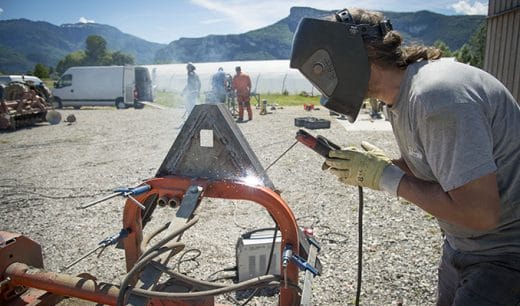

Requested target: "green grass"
[
  {"left": 258, "top": 93, "right": 321, "bottom": 106},
  {"left": 153, "top": 90, "right": 322, "bottom": 108}
]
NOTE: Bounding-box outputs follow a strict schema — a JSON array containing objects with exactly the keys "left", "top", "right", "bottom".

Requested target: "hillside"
[
  {"left": 0, "top": 19, "right": 165, "bottom": 73},
  {"left": 0, "top": 7, "right": 485, "bottom": 73},
  {"left": 154, "top": 7, "right": 486, "bottom": 64}
]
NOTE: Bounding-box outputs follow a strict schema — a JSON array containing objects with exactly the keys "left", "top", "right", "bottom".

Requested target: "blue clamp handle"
[
  {"left": 99, "top": 228, "right": 131, "bottom": 247},
  {"left": 114, "top": 184, "right": 151, "bottom": 196},
  {"left": 291, "top": 253, "right": 320, "bottom": 276}
]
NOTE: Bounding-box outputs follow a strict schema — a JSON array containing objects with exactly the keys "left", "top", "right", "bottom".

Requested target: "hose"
[
  {"left": 117, "top": 242, "right": 185, "bottom": 306},
  {"left": 128, "top": 275, "right": 282, "bottom": 300}
]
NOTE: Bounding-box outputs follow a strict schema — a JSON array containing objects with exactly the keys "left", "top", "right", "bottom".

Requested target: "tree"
[
  {"left": 433, "top": 40, "right": 453, "bottom": 57},
  {"left": 85, "top": 35, "right": 107, "bottom": 65},
  {"left": 56, "top": 51, "right": 86, "bottom": 74},
  {"left": 111, "top": 51, "right": 134, "bottom": 65},
  {"left": 467, "top": 22, "right": 486, "bottom": 68},
  {"left": 33, "top": 63, "right": 50, "bottom": 78},
  {"left": 454, "top": 44, "right": 473, "bottom": 64},
  {"left": 454, "top": 21, "right": 486, "bottom": 68},
  {"left": 55, "top": 35, "right": 135, "bottom": 74}
]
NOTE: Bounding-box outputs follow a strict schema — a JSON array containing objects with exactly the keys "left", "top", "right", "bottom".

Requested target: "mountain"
[
  {"left": 0, "top": 7, "right": 485, "bottom": 73},
  {"left": 0, "top": 19, "right": 165, "bottom": 73},
  {"left": 154, "top": 7, "right": 486, "bottom": 64}
]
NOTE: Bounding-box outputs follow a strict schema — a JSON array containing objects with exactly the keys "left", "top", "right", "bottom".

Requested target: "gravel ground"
[{"left": 0, "top": 104, "right": 442, "bottom": 305}]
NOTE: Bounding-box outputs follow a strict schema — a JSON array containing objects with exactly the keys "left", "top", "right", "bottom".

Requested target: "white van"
[{"left": 52, "top": 65, "right": 153, "bottom": 109}]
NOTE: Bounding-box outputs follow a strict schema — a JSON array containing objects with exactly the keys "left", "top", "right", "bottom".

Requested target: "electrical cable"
[
  {"left": 175, "top": 249, "right": 202, "bottom": 274},
  {"left": 155, "top": 263, "right": 228, "bottom": 290},
  {"left": 206, "top": 266, "right": 237, "bottom": 282},
  {"left": 355, "top": 186, "right": 364, "bottom": 306}
]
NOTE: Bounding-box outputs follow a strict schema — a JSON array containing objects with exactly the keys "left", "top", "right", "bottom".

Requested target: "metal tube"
[
  {"left": 5, "top": 262, "right": 119, "bottom": 306},
  {"left": 157, "top": 196, "right": 169, "bottom": 206}
]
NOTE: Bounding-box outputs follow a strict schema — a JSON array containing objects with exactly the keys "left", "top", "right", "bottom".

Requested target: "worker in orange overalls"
[{"left": 232, "top": 66, "right": 252, "bottom": 122}]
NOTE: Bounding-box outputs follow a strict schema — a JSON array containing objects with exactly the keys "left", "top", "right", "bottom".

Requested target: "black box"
[{"left": 294, "top": 117, "right": 331, "bottom": 129}]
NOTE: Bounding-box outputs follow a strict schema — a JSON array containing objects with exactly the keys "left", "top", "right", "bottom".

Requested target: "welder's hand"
[{"left": 324, "top": 142, "right": 392, "bottom": 190}]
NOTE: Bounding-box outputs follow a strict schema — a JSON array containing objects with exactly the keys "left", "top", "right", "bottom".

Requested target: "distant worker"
[
  {"left": 181, "top": 62, "right": 201, "bottom": 117},
  {"left": 210, "top": 67, "right": 227, "bottom": 104},
  {"left": 369, "top": 97, "right": 383, "bottom": 119},
  {"left": 232, "top": 66, "right": 252, "bottom": 122}
]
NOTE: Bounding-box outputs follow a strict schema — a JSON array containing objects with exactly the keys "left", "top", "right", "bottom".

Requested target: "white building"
[{"left": 145, "top": 59, "right": 317, "bottom": 95}]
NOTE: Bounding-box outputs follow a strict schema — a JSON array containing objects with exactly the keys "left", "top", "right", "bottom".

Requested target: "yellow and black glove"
[{"left": 324, "top": 142, "right": 404, "bottom": 195}]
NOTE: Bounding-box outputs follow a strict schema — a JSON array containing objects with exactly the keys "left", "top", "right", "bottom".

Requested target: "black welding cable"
[{"left": 355, "top": 186, "right": 364, "bottom": 306}]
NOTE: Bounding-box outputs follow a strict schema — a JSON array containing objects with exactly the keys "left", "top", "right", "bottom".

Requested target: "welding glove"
[{"left": 324, "top": 142, "right": 404, "bottom": 195}]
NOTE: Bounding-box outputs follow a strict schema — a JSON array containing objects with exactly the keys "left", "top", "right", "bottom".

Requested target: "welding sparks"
[{"left": 240, "top": 174, "right": 263, "bottom": 186}]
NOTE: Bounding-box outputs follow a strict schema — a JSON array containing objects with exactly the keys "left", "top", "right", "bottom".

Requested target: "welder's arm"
[
  {"left": 392, "top": 157, "right": 413, "bottom": 175},
  {"left": 397, "top": 172, "right": 500, "bottom": 230},
  {"left": 326, "top": 144, "right": 500, "bottom": 231}
]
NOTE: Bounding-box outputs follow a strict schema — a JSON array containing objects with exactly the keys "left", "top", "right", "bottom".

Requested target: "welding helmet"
[
  {"left": 187, "top": 62, "right": 196, "bottom": 71},
  {"left": 290, "top": 9, "right": 392, "bottom": 122}
]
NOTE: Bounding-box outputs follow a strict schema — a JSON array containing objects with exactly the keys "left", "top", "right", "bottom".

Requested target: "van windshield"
[{"left": 57, "top": 74, "right": 72, "bottom": 88}]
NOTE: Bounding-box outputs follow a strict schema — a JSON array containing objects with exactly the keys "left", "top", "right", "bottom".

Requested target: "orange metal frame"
[{"left": 1, "top": 175, "right": 302, "bottom": 306}]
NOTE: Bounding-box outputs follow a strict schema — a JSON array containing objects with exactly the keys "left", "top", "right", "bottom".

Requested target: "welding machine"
[{"left": 236, "top": 228, "right": 281, "bottom": 282}]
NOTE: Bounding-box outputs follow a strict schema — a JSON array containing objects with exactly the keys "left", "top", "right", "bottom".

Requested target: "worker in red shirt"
[{"left": 232, "top": 66, "right": 252, "bottom": 122}]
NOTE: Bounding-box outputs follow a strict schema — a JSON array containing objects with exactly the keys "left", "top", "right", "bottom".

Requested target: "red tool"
[{"left": 295, "top": 129, "right": 341, "bottom": 157}]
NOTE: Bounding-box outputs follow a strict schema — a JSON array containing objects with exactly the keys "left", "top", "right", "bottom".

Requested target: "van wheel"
[
  {"left": 52, "top": 97, "right": 63, "bottom": 109},
  {"left": 115, "top": 98, "right": 127, "bottom": 109}
]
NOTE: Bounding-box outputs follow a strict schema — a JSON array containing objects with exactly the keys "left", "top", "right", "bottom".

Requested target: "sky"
[{"left": 0, "top": 0, "right": 488, "bottom": 44}]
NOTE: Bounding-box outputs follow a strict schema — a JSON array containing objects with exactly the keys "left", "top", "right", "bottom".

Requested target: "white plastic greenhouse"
[{"left": 144, "top": 59, "right": 318, "bottom": 95}]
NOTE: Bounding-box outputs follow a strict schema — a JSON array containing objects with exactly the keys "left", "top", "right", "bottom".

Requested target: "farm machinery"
[
  {"left": 0, "top": 80, "right": 60, "bottom": 130},
  {"left": 0, "top": 104, "right": 322, "bottom": 305}
]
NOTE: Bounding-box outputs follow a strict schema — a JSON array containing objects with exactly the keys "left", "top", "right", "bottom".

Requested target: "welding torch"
[
  {"left": 62, "top": 228, "right": 131, "bottom": 271},
  {"left": 79, "top": 184, "right": 151, "bottom": 209}
]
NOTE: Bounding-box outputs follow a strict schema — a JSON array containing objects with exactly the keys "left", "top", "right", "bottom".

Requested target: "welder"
[
  {"left": 182, "top": 62, "right": 201, "bottom": 117},
  {"left": 290, "top": 7, "right": 520, "bottom": 305}
]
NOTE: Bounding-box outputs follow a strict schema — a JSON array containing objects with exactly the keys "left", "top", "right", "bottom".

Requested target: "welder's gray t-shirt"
[{"left": 388, "top": 59, "right": 520, "bottom": 254}]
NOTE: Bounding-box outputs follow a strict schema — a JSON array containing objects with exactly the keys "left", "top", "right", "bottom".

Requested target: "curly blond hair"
[{"left": 336, "top": 8, "right": 441, "bottom": 69}]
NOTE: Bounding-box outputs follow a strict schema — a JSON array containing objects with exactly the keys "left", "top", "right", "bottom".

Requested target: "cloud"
[
  {"left": 200, "top": 18, "right": 228, "bottom": 25},
  {"left": 78, "top": 17, "right": 95, "bottom": 24},
  {"left": 450, "top": 1, "right": 488, "bottom": 15},
  {"left": 190, "top": 0, "right": 346, "bottom": 32},
  {"left": 0, "top": 8, "right": 3, "bottom": 15}
]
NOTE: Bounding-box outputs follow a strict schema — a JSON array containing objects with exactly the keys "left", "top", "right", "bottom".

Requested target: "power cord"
[{"left": 356, "top": 186, "right": 363, "bottom": 306}]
